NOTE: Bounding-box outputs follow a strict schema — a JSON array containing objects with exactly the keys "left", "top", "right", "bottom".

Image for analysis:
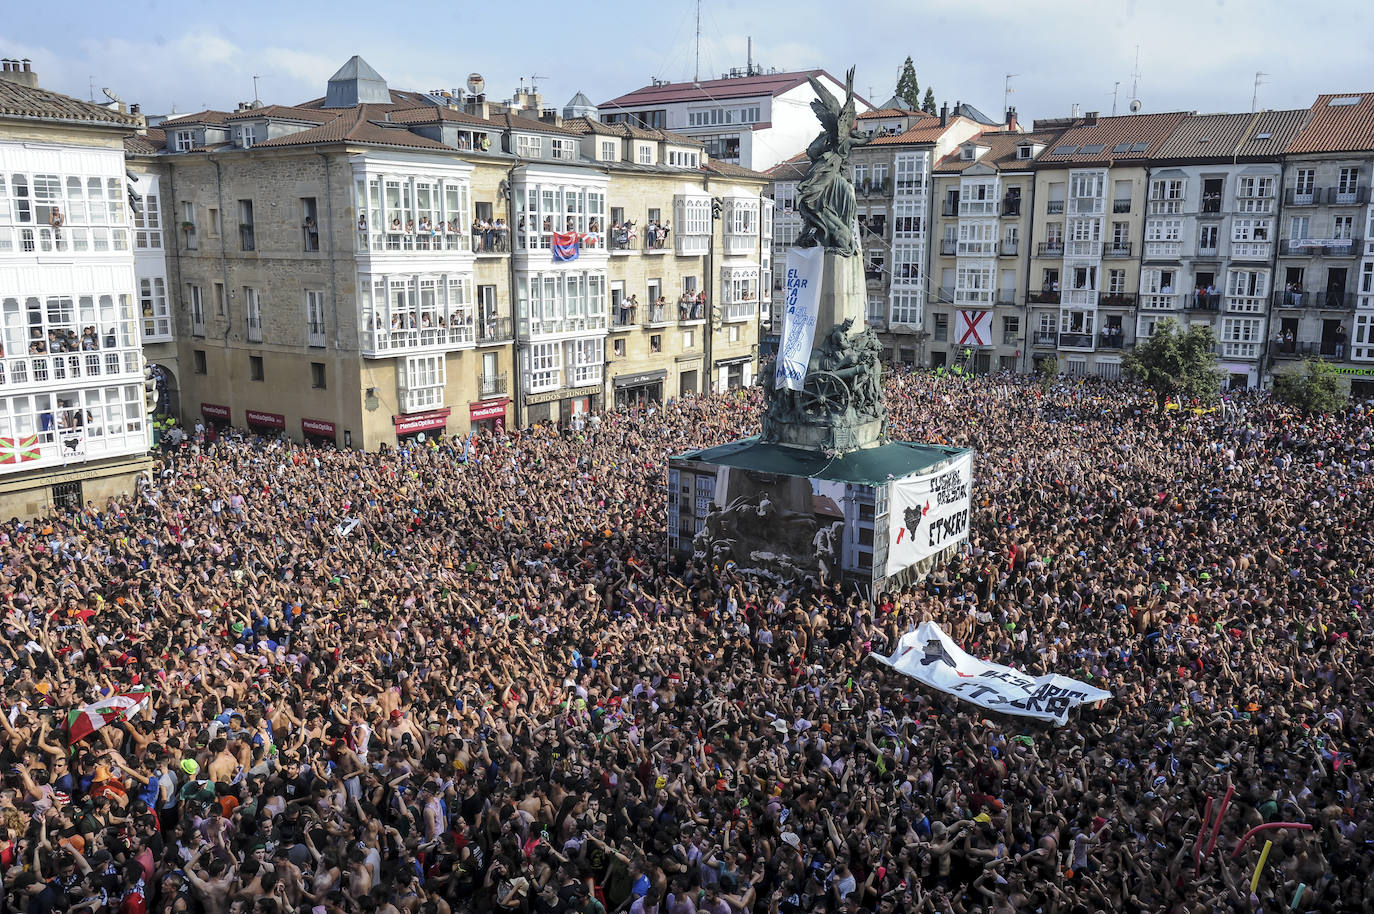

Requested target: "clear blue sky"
[{"left": 3, "top": 0, "right": 1371, "bottom": 120}]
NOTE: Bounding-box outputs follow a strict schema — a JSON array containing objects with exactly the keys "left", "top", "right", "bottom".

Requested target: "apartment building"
[
  {"left": 927, "top": 129, "right": 1060, "bottom": 372},
  {"left": 601, "top": 69, "right": 871, "bottom": 171},
  {"left": 1275, "top": 93, "right": 1374, "bottom": 396},
  {"left": 1141, "top": 111, "right": 1308, "bottom": 388},
  {"left": 1026, "top": 112, "right": 1188, "bottom": 379},
  {"left": 126, "top": 57, "right": 769, "bottom": 444},
  {"left": 0, "top": 61, "right": 153, "bottom": 516}
]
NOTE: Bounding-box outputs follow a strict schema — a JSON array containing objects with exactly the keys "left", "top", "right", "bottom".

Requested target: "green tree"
[
  {"left": 1272, "top": 358, "right": 1348, "bottom": 415},
  {"left": 922, "top": 88, "right": 937, "bottom": 114},
  {"left": 895, "top": 57, "right": 921, "bottom": 110},
  {"left": 1036, "top": 357, "right": 1059, "bottom": 393},
  {"left": 1123, "top": 318, "right": 1221, "bottom": 409}
]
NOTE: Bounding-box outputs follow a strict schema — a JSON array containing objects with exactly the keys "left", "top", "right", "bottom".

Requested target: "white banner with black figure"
[
  {"left": 885, "top": 451, "right": 974, "bottom": 576},
  {"left": 775, "top": 246, "right": 825, "bottom": 392},
  {"left": 875, "top": 622, "right": 1112, "bottom": 725}
]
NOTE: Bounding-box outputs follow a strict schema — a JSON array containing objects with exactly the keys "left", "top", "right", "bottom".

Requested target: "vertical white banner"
[
  {"left": 775, "top": 246, "right": 825, "bottom": 392},
  {"left": 885, "top": 451, "right": 974, "bottom": 577}
]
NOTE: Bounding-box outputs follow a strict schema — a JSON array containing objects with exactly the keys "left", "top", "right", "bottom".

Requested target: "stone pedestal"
[{"left": 815, "top": 251, "right": 867, "bottom": 339}]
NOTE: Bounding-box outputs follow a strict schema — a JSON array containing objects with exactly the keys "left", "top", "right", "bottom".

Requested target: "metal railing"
[
  {"left": 1028, "top": 290, "right": 1060, "bottom": 304},
  {"left": 1037, "top": 241, "right": 1064, "bottom": 256},
  {"left": 1046, "top": 200, "right": 1065, "bottom": 214},
  {"left": 1058, "top": 332, "right": 1094, "bottom": 349},
  {"left": 1185, "top": 294, "right": 1222, "bottom": 311},
  {"left": 1099, "top": 293, "right": 1137, "bottom": 307},
  {"left": 1104, "top": 242, "right": 1133, "bottom": 258},
  {"left": 1097, "top": 330, "right": 1134, "bottom": 350},
  {"left": 479, "top": 315, "right": 513, "bottom": 342},
  {"left": 478, "top": 373, "right": 508, "bottom": 396},
  {"left": 1284, "top": 188, "right": 1318, "bottom": 206},
  {"left": 1033, "top": 332, "right": 1058, "bottom": 346},
  {"left": 940, "top": 239, "right": 957, "bottom": 255},
  {"left": 1112, "top": 199, "right": 1131, "bottom": 213},
  {"left": 473, "top": 233, "right": 511, "bottom": 254},
  {"left": 1001, "top": 197, "right": 1022, "bottom": 217},
  {"left": 1325, "top": 186, "right": 1368, "bottom": 205},
  {"left": 999, "top": 240, "right": 1020, "bottom": 256},
  {"left": 1272, "top": 340, "right": 1319, "bottom": 358}
]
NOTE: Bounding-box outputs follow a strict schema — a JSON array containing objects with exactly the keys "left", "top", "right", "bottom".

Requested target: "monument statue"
[
  {"left": 796, "top": 67, "right": 869, "bottom": 256},
  {"left": 760, "top": 66, "right": 886, "bottom": 452}
]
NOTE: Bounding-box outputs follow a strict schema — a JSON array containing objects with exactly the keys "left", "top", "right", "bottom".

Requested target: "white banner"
[
  {"left": 775, "top": 247, "right": 825, "bottom": 392},
  {"left": 875, "top": 622, "right": 1112, "bottom": 725},
  {"left": 885, "top": 451, "right": 973, "bottom": 577}
]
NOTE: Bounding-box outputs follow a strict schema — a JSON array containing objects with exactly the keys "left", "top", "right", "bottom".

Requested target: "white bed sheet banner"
[
  {"left": 875, "top": 622, "right": 1112, "bottom": 725},
  {"left": 884, "top": 451, "right": 974, "bottom": 577},
  {"left": 774, "top": 246, "right": 825, "bottom": 392}
]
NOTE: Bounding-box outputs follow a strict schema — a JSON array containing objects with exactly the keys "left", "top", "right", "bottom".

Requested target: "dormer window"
[
  {"left": 962, "top": 146, "right": 976, "bottom": 161},
  {"left": 175, "top": 130, "right": 194, "bottom": 152},
  {"left": 600, "top": 140, "right": 617, "bottom": 161},
  {"left": 236, "top": 125, "right": 259, "bottom": 149},
  {"left": 1017, "top": 145, "right": 1032, "bottom": 160},
  {"left": 638, "top": 145, "right": 653, "bottom": 165}
]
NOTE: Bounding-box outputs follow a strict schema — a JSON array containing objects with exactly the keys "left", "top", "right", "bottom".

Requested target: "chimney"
[
  {"left": 0, "top": 56, "right": 38, "bottom": 89},
  {"left": 1084, "top": 111, "right": 1099, "bottom": 125},
  {"left": 1006, "top": 106, "right": 1019, "bottom": 132},
  {"left": 939, "top": 102, "right": 948, "bottom": 127}
]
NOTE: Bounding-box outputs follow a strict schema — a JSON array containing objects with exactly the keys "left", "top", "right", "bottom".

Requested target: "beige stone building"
[
  {"left": 0, "top": 61, "right": 153, "bottom": 517},
  {"left": 126, "top": 57, "right": 769, "bottom": 444}
]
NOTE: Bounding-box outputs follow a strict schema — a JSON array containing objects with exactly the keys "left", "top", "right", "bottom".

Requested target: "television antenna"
[
  {"left": 1128, "top": 45, "right": 1142, "bottom": 114},
  {"left": 1003, "top": 73, "right": 1018, "bottom": 117},
  {"left": 1251, "top": 71, "right": 1269, "bottom": 112},
  {"left": 694, "top": 0, "right": 702, "bottom": 82},
  {"left": 1112, "top": 81, "right": 1120, "bottom": 116}
]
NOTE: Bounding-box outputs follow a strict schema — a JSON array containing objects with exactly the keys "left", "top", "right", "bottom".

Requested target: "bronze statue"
[{"left": 796, "top": 67, "right": 868, "bottom": 256}]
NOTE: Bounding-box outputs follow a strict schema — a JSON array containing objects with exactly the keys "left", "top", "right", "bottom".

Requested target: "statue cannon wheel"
[{"left": 800, "top": 371, "right": 850, "bottom": 416}]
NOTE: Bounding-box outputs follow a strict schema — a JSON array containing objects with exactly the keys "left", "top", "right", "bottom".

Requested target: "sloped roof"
[
  {"left": 295, "top": 88, "right": 431, "bottom": 111},
  {"left": 934, "top": 130, "right": 1063, "bottom": 173},
  {"left": 703, "top": 159, "right": 770, "bottom": 180},
  {"left": 859, "top": 107, "right": 924, "bottom": 120},
  {"left": 161, "top": 109, "right": 232, "bottom": 127},
  {"left": 252, "top": 106, "right": 454, "bottom": 151},
  {"left": 0, "top": 80, "right": 141, "bottom": 127},
  {"left": 953, "top": 101, "right": 1001, "bottom": 126},
  {"left": 602, "top": 69, "right": 870, "bottom": 109},
  {"left": 385, "top": 106, "right": 499, "bottom": 130},
  {"left": 867, "top": 117, "right": 972, "bottom": 146},
  {"left": 565, "top": 91, "right": 594, "bottom": 109},
  {"left": 1287, "top": 92, "right": 1374, "bottom": 154},
  {"left": 125, "top": 127, "right": 165, "bottom": 155},
  {"left": 1236, "top": 108, "right": 1309, "bottom": 158},
  {"left": 324, "top": 55, "right": 391, "bottom": 108},
  {"left": 498, "top": 111, "right": 585, "bottom": 137},
  {"left": 561, "top": 116, "right": 703, "bottom": 146},
  {"left": 222, "top": 105, "right": 338, "bottom": 124},
  {"left": 1035, "top": 111, "right": 1190, "bottom": 164},
  {"left": 767, "top": 152, "right": 808, "bottom": 181},
  {"left": 1152, "top": 113, "right": 1261, "bottom": 160}
]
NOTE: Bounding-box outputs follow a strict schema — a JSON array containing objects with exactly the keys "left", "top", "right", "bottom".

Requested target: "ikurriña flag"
[{"left": 551, "top": 231, "right": 587, "bottom": 262}]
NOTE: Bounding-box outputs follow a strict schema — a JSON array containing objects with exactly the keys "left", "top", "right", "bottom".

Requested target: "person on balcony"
[
  {"left": 357, "top": 215, "right": 368, "bottom": 233},
  {"left": 494, "top": 218, "right": 509, "bottom": 251},
  {"left": 390, "top": 217, "right": 403, "bottom": 232}
]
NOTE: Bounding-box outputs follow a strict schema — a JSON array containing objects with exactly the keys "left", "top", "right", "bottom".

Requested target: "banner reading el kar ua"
[
  {"left": 875, "top": 622, "right": 1112, "bottom": 725},
  {"left": 885, "top": 451, "right": 974, "bottom": 576},
  {"left": 774, "top": 246, "right": 824, "bottom": 392}
]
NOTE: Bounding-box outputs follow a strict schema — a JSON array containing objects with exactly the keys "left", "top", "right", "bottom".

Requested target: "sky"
[{"left": 3, "top": 0, "right": 1372, "bottom": 122}]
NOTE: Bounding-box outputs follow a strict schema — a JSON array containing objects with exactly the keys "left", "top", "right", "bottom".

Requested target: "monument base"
[{"left": 765, "top": 417, "right": 885, "bottom": 451}]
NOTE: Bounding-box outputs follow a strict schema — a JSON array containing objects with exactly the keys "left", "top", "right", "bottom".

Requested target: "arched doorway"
[{"left": 150, "top": 362, "right": 180, "bottom": 418}]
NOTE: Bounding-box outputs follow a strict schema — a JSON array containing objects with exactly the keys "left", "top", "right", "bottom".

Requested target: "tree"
[
  {"left": 1272, "top": 358, "right": 1348, "bottom": 415},
  {"left": 895, "top": 57, "right": 921, "bottom": 111},
  {"left": 1123, "top": 319, "right": 1221, "bottom": 409},
  {"left": 922, "top": 88, "right": 937, "bottom": 115},
  {"left": 1036, "top": 357, "right": 1059, "bottom": 393}
]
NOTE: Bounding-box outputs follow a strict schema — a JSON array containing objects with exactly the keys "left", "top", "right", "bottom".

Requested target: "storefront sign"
[
  {"left": 525, "top": 385, "right": 601, "bottom": 406},
  {"left": 393, "top": 408, "right": 451, "bottom": 435},
  {"left": 200, "top": 403, "right": 231, "bottom": 420},
  {"left": 612, "top": 369, "right": 668, "bottom": 389},
  {"left": 245, "top": 410, "right": 285, "bottom": 430},
  {"left": 1329, "top": 365, "right": 1374, "bottom": 377},
  {"left": 469, "top": 399, "right": 509, "bottom": 421},
  {"left": 302, "top": 417, "right": 336, "bottom": 437}
]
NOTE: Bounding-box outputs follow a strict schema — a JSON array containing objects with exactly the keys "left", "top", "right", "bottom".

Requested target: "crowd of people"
[{"left": 2, "top": 371, "right": 1373, "bottom": 914}]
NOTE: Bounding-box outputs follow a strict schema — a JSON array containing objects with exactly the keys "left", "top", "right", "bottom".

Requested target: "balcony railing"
[
  {"left": 359, "top": 228, "right": 472, "bottom": 253},
  {"left": 1284, "top": 188, "right": 1318, "bottom": 206},
  {"left": 1099, "top": 292, "right": 1137, "bottom": 307},
  {"left": 246, "top": 317, "right": 263, "bottom": 343},
  {"left": 942, "top": 200, "right": 960, "bottom": 216},
  {"left": 1028, "top": 290, "right": 1060, "bottom": 304},
  {"left": 1314, "top": 290, "right": 1355, "bottom": 310},
  {"left": 1001, "top": 197, "right": 1022, "bottom": 217},
  {"left": 1033, "top": 331, "right": 1058, "bottom": 347},
  {"left": 996, "top": 288, "right": 1017, "bottom": 305},
  {"left": 940, "top": 239, "right": 957, "bottom": 255},
  {"left": 1273, "top": 289, "right": 1312, "bottom": 308},
  {"left": 678, "top": 300, "right": 706, "bottom": 322},
  {"left": 478, "top": 372, "right": 509, "bottom": 397},
  {"left": 473, "top": 233, "right": 511, "bottom": 255},
  {"left": 1325, "top": 186, "right": 1368, "bottom": 205},
  {"left": 1058, "top": 332, "right": 1094, "bottom": 350},
  {"left": 609, "top": 233, "right": 636, "bottom": 253},
  {"left": 1112, "top": 199, "right": 1132, "bottom": 213},
  {"left": 936, "top": 286, "right": 955, "bottom": 302},
  {"left": 1144, "top": 241, "right": 1182, "bottom": 259},
  {"left": 1037, "top": 241, "right": 1064, "bottom": 256},
  {"left": 307, "top": 323, "right": 327, "bottom": 348},
  {"left": 1097, "top": 329, "right": 1133, "bottom": 350},
  {"left": 1200, "top": 194, "right": 1223, "bottom": 214},
  {"left": 479, "top": 315, "right": 513, "bottom": 342},
  {"left": 1185, "top": 293, "right": 1222, "bottom": 311},
  {"left": 1065, "top": 240, "right": 1102, "bottom": 258},
  {"left": 999, "top": 240, "right": 1019, "bottom": 256},
  {"left": 1045, "top": 200, "right": 1065, "bottom": 214},
  {"left": 723, "top": 300, "right": 758, "bottom": 321},
  {"left": 1230, "top": 241, "right": 1272, "bottom": 260},
  {"left": 1280, "top": 238, "right": 1360, "bottom": 256},
  {"left": 1104, "top": 242, "right": 1133, "bottom": 258},
  {"left": 1271, "top": 340, "right": 1319, "bottom": 359},
  {"left": 957, "top": 241, "right": 998, "bottom": 256},
  {"left": 612, "top": 305, "right": 639, "bottom": 327},
  {"left": 0, "top": 351, "right": 140, "bottom": 388}
]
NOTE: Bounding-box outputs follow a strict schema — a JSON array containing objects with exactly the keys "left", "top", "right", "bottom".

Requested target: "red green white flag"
[{"left": 66, "top": 690, "right": 151, "bottom": 743}]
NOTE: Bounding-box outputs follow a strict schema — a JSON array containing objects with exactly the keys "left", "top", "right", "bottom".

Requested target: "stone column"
[{"left": 815, "top": 251, "right": 867, "bottom": 335}]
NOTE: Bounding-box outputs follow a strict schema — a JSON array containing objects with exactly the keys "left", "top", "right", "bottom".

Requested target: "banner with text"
[
  {"left": 875, "top": 622, "right": 1112, "bottom": 725},
  {"left": 775, "top": 246, "right": 825, "bottom": 392},
  {"left": 885, "top": 451, "right": 974, "bottom": 577}
]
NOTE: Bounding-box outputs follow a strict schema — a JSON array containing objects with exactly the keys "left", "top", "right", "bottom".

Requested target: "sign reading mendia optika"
[
  {"left": 775, "top": 247, "right": 825, "bottom": 392},
  {"left": 885, "top": 451, "right": 974, "bottom": 576}
]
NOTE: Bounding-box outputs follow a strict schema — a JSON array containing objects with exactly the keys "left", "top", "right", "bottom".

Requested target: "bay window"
[
  {"left": 955, "top": 265, "right": 993, "bottom": 304},
  {"left": 1226, "top": 270, "right": 1267, "bottom": 312},
  {"left": 525, "top": 342, "right": 562, "bottom": 393},
  {"left": 359, "top": 272, "right": 475, "bottom": 353},
  {"left": 1148, "top": 178, "right": 1185, "bottom": 214},
  {"left": 355, "top": 173, "right": 471, "bottom": 252},
  {"left": 515, "top": 182, "right": 606, "bottom": 250},
  {"left": 517, "top": 270, "right": 609, "bottom": 337},
  {"left": 0, "top": 385, "right": 145, "bottom": 466},
  {"left": 1221, "top": 317, "right": 1263, "bottom": 359},
  {"left": 0, "top": 293, "right": 139, "bottom": 386},
  {"left": 567, "top": 338, "right": 604, "bottom": 386},
  {"left": 401, "top": 355, "right": 446, "bottom": 412},
  {"left": 674, "top": 194, "right": 712, "bottom": 255},
  {"left": 139, "top": 277, "right": 171, "bottom": 341}
]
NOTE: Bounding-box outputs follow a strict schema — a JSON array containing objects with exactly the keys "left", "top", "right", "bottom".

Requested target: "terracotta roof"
[
  {"left": 222, "top": 105, "right": 337, "bottom": 124},
  {"left": 161, "top": 109, "right": 232, "bottom": 127},
  {"left": 867, "top": 117, "right": 972, "bottom": 146},
  {"left": 0, "top": 80, "right": 141, "bottom": 127},
  {"left": 933, "top": 130, "right": 1063, "bottom": 173},
  {"left": 1035, "top": 112, "right": 1190, "bottom": 163},
  {"left": 702, "top": 159, "right": 769, "bottom": 180},
  {"left": 858, "top": 107, "right": 926, "bottom": 120},
  {"left": 384, "top": 106, "right": 499, "bottom": 130},
  {"left": 124, "top": 127, "right": 165, "bottom": 155},
  {"left": 252, "top": 106, "right": 454, "bottom": 151},
  {"left": 767, "top": 152, "right": 809, "bottom": 180},
  {"left": 562, "top": 116, "right": 703, "bottom": 146},
  {"left": 498, "top": 111, "right": 585, "bottom": 137},
  {"left": 1286, "top": 92, "right": 1374, "bottom": 154},
  {"left": 602, "top": 69, "right": 871, "bottom": 109},
  {"left": 1235, "top": 109, "right": 1309, "bottom": 158}
]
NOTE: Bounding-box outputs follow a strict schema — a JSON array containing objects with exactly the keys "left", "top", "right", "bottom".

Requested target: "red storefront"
[
  {"left": 393, "top": 407, "right": 450, "bottom": 442},
  {"left": 301, "top": 417, "right": 337, "bottom": 444},
  {"left": 245, "top": 409, "right": 286, "bottom": 435},
  {"left": 199, "top": 403, "right": 230, "bottom": 441},
  {"left": 469, "top": 398, "right": 508, "bottom": 435}
]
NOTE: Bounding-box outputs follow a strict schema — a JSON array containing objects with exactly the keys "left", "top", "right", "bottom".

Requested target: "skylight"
[
  {"left": 1329, "top": 96, "right": 1363, "bottom": 107},
  {"left": 1052, "top": 145, "right": 1078, "bottom": 155},
  {"left": 1254, "top": 132, "right": 1272, "bottom": 140},
  {"left": 1080, "top": 144, "right": 1105, "bottom": 154},
  {"left": 1129, "top": 142, "right": 1150, "bottom": 153},
  {"left": 1112, "top": 143, "right": 1131, "bottom": 153}
]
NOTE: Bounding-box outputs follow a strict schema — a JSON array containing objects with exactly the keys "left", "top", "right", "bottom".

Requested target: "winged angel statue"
[{"left": 796, "top": 67, "right": 869, "bottom": 256}]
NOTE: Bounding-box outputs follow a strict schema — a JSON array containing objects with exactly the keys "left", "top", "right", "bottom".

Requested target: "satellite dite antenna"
[{"left": 1128, "top": 45, "right": 1142, "bottom": 113}]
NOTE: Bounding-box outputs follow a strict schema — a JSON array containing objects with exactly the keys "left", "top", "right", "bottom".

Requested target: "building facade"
[{"left": 0, "top": 63, "right": 153, "bottom": 516}]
